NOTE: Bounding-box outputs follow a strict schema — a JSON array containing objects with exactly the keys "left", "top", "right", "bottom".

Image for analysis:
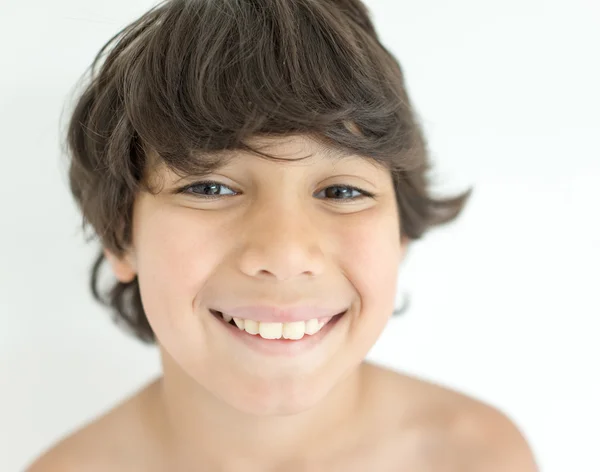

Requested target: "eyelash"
[{"left": 176, "top": 180, "right": 376, "bottom": 203}]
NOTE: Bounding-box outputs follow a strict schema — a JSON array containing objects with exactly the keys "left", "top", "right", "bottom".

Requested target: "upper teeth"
[{"left": 219, "top": 312, "right": 329, "bottom": 340}]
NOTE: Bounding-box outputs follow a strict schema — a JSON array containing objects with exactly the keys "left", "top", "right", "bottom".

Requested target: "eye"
[
  {"left": 316, "top": 185, "right": 374, "bottom": 202},
  {"left": 178, "top": 181, "right": 236, "bottom": 198},
  {"left": 176, "top": 181, "right": 375, "bottom": 203}
]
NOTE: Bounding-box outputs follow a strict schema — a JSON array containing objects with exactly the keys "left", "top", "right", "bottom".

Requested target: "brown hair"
[{"left": 63, "top": 0, "right": 472, "bottom": 344}]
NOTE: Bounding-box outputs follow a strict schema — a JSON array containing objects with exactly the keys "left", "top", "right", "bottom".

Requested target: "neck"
[{"left": 153, "top": 349, "right": 367, "bottom": 471}]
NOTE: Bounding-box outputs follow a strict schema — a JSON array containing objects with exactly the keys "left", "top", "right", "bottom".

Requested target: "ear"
[{"left": 103, "top": 248, "right": 137, "bottom": 283}]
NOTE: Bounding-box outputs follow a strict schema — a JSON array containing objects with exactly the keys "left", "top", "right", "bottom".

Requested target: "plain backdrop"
[{"left": 1, "top": 0, "right": 598, "bottom": 470}]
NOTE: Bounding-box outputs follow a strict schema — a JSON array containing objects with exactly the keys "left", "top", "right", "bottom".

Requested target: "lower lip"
[{"left": 209, "top": 309, "right": 347, "bottom": 356}]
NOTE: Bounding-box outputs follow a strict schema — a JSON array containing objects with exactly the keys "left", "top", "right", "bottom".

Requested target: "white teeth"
[
  {"left": 218, "top": 311, "right": 335, "bottom": 340},
  {"left": 243, "top": 319, "right": 259, "bottom": 335},
  {"left": 282, "top": 321, "right": 305, "bottom": 340},
  {"left": 304, "top": 318, "right": 320, "bottom": 335},
  {"left": 259, "top": 322, "right": 283, "bottom": 340}
]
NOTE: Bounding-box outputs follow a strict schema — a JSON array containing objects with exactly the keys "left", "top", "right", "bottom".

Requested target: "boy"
[{"left": 27, "top": 0, "right": 538, "bottom": 470}]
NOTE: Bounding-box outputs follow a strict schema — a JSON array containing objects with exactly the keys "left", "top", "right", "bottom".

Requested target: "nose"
[{"left": 236, "top": 202, "right": 327, "bottom": 281}]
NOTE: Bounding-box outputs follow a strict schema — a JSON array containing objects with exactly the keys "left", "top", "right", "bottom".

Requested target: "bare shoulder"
[
  {"left": 444, "top": 388, "right": 539, "bottom": 471},
  {"left": 25, "top": 418, "right": 116, "bottom": 472},
  {"left": 360, "top": 362, "right": 540, "bottom": 471},
  {"left": 24, "top": 379, "right": 163, "bottom": 472}
]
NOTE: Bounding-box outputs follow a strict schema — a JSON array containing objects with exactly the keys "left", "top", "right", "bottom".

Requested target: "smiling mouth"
[{"left": 209, "top": 309, "right": 347, "bottom": 340}]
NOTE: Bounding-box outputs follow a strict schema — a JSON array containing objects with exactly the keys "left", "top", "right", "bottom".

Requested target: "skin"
[{"left": 26, "top": 134, "right": 538, "bottom": 471}]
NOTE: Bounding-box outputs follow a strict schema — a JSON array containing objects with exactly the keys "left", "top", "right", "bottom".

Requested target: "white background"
[{"left": 1, "top": 0, "right": 598, "bottom": 470}]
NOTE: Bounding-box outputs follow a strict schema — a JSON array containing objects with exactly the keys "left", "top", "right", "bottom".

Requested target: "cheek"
[
  {"left": 340, "top": 215, "right": 401, "bottom": 353},
  {"left": 342, "top": 212, "right": 401, "bottom": 303},
  {"left": 133, "top": 208, "right": 219, "bottom": 327}
]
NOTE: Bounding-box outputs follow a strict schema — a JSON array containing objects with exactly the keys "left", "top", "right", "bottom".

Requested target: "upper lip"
[{"left": 211, "top": 305, "right": 348, "bottom": 323}]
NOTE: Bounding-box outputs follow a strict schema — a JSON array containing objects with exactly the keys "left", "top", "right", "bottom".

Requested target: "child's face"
[{"left": 107, "top": 134, "right": 408, "bottom": 415}]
